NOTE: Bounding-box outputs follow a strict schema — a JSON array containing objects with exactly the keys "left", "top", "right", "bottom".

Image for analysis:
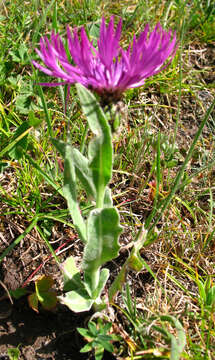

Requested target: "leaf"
[
  {"left": 206, "top": 286, "right": 215, "bottom": 306},
  {"left": 28, "top": 110, "right": 43, "bottom": 128},
  {"left": 76, "top": 84, "right": 112, "bottom": 206},
  {"left": 88, "top": 321, "right": 98, "bottom": 335},
  {"left": 52, "top": 139, "right": 87, "bottom": 243},
  {"left": 52, "top": 139, "right": 96, "bottom": 199},
  {"left": 7, "top": 347, "right": 20, "bottom": 360},
  {"left": 77, "top": 327, "right": 92, "bottom": 338},
  {"left": 35, "top": 275, "right": 54, "bottom": 293},
  {"left": 104, "top": 187, "right": 113, "bottom": 207},
  {"left": 83, "top": 208, "right": 122, "bottom": 295},
  {"left": 79, "top": 343, "right": 93, "bottom": 353},
  {"left": 61, "top": 256, "right": 82, "bottom": 292},
  {"left": 108, "top": 262, "right": 127, "bottom": 302},
  {"left": 71, "top": 148, "right": 96, "bottom": 198},
  {"left": 93, "top": 268, "right": 109, "bottom": 300},
  {"left": 10, "top": 287, "right": 28, "bottom": 299},
  {"left": 38, "top": 291, "right": 58, "bottom": 310},
  {"left": 88, "top": 20, "right": 101, "bottom": 39},
  {"left": 58, "top": 287, "right": 94, "bottom": 312},
  {"left": 35, "top": 275, "right": 57, "bottom": 311},
  {"left": 95, "top": 345, "right": 105, "bottom": 360},
  {"left": 15, "top": 94, "right": 38, "bottom": 115},
  {"left": 98, "top": 338, "right": 114, "bottom": 353},
  {"left": 83, "top": 207, "right": 122, "bottom": 271},
  {"left": 8, "top": 121, "right": 30, "bottom": 160},
  {"left": 159, "top": 315, "right": 186, "bottom": 360},
  {"left": 28, "top": 293, "right": 39, "bottom": 313}
]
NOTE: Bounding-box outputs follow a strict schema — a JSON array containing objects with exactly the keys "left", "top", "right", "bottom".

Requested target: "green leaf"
[
  {"left": 77, "top": 327, "right": 92, "bottom": 338},
  {"left": 35, "top": 275, "right": 57, "bottom": 310},
  {"left": 104, "top": 187, "right": 113, "bottom": 207},
  {"left": 88, "top": 20, "right": 101, "bottom": 40},
  {"left": 10, "top": 287, "right": 28, "bottom": 299},
  {"left": 15, "top": 94, "right": 38, "bottom": 115},
  {"left": 52, "top": 139, "right": 87, "bottom": 243},
  {"left": 71, "top": 148, "right": 96, "bottom": 199},
  {"left": 76, "top": 84, "right": 112, "bottom": 207},
  {"left": 28, "top": 292, "right": 39, "bottom": 313},
  {"left": 83, "top": 207, "right": 122, "bottom": 295},
  {"left": 35, "top": 275, "right": 53, "bottom": 293},
  {"left": 61, "top": 256, "right": 82, "bottom": 292},
  {"left": 98, "top": 338, "right": 114, "bottom": 353},
  {"left": 88, "top": 321, "right": 98, "bottom": 336},
  {"left": 93, "top": 268, "right": 109, "bottom": 300},
  {"left": 95, "top": 345, "right": 104, "bottom": 360},
  {"left": 108, "top": 262, "right": 127, "bottom": 302},
  {"left": 206, "top": 286, "right": 215, "bottom": 306},
  {"left": 159, "top": 315, "right": 186, "bottom": 360},
  {"left": 7, "top": 346, "right": 20, "bottom": 360},
  {"left": 58, "top": 287, "right": 94, "bottom": 312},
  {"left": 197, "top": 279, "right": 207, "bottom": 304},
  {"left": 38, "top": 291, "right": 58, "bottom": 310},
  {"left": 79, "top": 343, "right": 93, "bottom": 353},
  {"left": 28, "top": 110, "right": 43, "bottom": 128},
  {"left": 8, "top": 121, "right": 30, "bottom": 160},
  {"left": 52, "top": 139, "right": 96, "bottom": 199}
]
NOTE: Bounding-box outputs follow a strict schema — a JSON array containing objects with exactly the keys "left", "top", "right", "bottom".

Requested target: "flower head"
[{"left": 33, "top": 17, "right": 177, "bottom": 104}]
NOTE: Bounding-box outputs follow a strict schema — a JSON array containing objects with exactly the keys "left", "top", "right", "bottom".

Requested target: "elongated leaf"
[
  {"left": 76, "top": 84, "right": 112, "bottom": 207},
  {"left": 83, "top": 207, "right": 122, "bottom": 294},
  {"left": 52, "top": 139, "right": 95, "bottom": 198},
  {"left": 104, "top": 187, "right": 113, "bottom": 207},
  {"left": 108, "top": 262, "right": 127, "bottom": 302},
  {"left": 72, "top": 148, "right": 96, "bottom": 198},
  {"left": 159, "top": 315, "right": 186, "bottom": 360},
  {"left": 52, "top": 139, "right": 87, "bottom": 243},
  {"left": 92, "top": 268, "right": 109, "bottom": 300}
]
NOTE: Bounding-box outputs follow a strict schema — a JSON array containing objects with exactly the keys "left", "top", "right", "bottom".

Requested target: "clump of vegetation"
[{"left": 0, "top": 0, "right": 214, "bottom": 359}]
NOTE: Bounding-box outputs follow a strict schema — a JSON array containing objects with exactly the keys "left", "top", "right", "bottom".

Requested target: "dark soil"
[
  {"left": 0, "top": 296, "right": 88, "bottom": 360},
  {"left": 0, "top": 229, "right": 86, "bottom": 359},
  {"left": 0, "top": 213, "right": 122, "bottom": 360},
  {"left": 0, "top": 216, "right": 101, "bottom": 360}
]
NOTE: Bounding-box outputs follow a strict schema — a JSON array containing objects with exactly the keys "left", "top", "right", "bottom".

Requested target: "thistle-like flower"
[{"left": 32, "top": 17, "right": 177, "bottom": 104}]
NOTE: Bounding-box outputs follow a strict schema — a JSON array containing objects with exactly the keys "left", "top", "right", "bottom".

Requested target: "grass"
[{"left": 0, "top": 0, "right": 215, "bottom": 359}]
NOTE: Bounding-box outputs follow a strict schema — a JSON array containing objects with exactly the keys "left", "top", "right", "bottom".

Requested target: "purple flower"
[{"left": 32, "top": 17, "right": 177, "bottom": 103}]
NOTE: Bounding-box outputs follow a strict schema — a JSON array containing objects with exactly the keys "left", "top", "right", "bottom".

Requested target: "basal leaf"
[
  {"left": 10, "top": 287, "right": 28, "bottom": 299},
  {"left": 39, "top": 291, "right": 58, "bottom": 310},
  {"left": 58, "top": 288, "right": 94, "bottom": 312},
  {"left": 28, "top": 293, "right": 39, "bottom": 313},
  {"left": 35, "top": 275, "right": 54, "bottom": 293}
]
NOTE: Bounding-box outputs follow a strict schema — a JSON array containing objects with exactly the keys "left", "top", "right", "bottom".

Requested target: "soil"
[
  {"left": 0, "top": 209, "right": 126, "bottom": 360},
  {"left": 0, "top": 222, "right": 87, "bottom": 359}
]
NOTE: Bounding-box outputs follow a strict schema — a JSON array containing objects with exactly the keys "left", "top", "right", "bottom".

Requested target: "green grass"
[{"left": 0, "top": 0, "right": 215, "bottom": 359}]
